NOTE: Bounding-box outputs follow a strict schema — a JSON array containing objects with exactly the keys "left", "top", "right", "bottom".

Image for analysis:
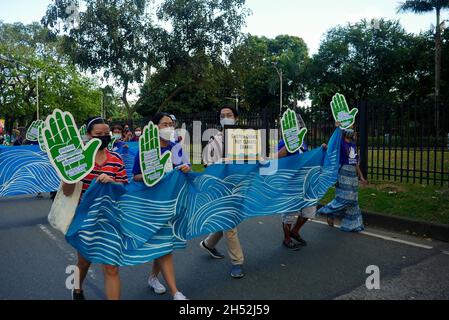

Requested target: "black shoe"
[
  {"left": 200, "top": 241, "right": 225, "bottom": 259},
  {"left": 283, "top": 239, "right": 301, "bottom": 251},
  {"left": 72, "top": 289, "right": 85, "bottom": 300},
  {"left": 290, "top": 231, "right": 307, "bottom": 246}
]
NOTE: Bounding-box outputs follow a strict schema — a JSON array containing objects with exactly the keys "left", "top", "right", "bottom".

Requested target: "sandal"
[
  {"left": 283, "top": 240, "right": 301, "bottom": 251},
  {"left": 289, "top": 231, "right": 307, "bottom": 246}
]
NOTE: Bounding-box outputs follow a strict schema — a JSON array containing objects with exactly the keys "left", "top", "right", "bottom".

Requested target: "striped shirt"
[{"left": 81, "top": 150, "right": 128, "bottom": 196}]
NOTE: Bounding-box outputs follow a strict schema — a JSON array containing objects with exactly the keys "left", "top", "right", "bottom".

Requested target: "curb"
[
  {"left": 361, "top": 210, "right": 449, "bottom": 243},
  {"left": 317, "top": 204, "right": 449, "bottom": 243}
]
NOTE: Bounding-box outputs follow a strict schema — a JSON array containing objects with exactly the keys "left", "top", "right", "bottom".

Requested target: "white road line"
[
  {"left": 310, "top": 219, "right": 433, "bottom": 250},
  {"left": 442, "top": 251, "right": 449, "bottom": 256},
  {"left": 37, "top": 224, "right": 97, "bottom": 280}
]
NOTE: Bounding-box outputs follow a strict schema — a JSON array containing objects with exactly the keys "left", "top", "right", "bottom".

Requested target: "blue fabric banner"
[
  {"left": 0, "top": 142, "right": 139, "bottom": 197},
  {"left": 66, "top": 129, "right": 342, "bottom": 266}
]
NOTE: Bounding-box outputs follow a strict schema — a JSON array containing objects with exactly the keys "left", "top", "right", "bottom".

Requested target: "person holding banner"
[
  {"left": 200, "top": 106, "right": 246, "bottom": 279},
  {"left": 133, "top": 112, "right": 190, "bottom": 301},
  {"left": 277, "top": 137, "right": 328, "bottom": 249},
  {"left": 317, "top": 125, "right": 368, "bottom": 232},
  {"left": 61, "top": 116, "right": 128, "bottom": 300}
]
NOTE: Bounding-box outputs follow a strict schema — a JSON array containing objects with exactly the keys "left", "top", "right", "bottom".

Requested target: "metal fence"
[{"left": 131, "top": 101, "right": 448, "bottom": 186}]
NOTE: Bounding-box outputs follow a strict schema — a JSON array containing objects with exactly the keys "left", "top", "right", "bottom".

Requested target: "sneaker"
[
  {"left": 173, "top": 291, "right": 188, "bottom": 300},
  {"left": 71, "top": 289, "right": 85, "bottom": 300},
  {"left": 200, "top": 240, "right": 225, "bottom": 259},
  {"left": 148, "top": 276, "right": 167, "bottom": 294},
  {"left": 230, "top": 264, "right": 245, "bottom": 279}
]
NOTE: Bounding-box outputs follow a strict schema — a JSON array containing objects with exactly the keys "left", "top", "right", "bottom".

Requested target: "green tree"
[
  {"left": 42, "top": 0, "right": 157, "bottom": 124},
  {"left": 136, "top": 0, "right": 249, "bottom": 116},
  {"left": 228, "top": 34, "right": 309, "bottom": 112},
  {"left": 305, "top": 19, "right": 433, "bottom": 119},
  {"left": 0, "top": 21, "right": 102, "bottom": 131},
  {"left": 398, "top": 0, "right": 449, "bottom": 129}
]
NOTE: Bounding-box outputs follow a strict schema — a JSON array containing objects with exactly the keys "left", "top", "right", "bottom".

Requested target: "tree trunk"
[{"left": 121, "top": 82, "right": 134, "bottom": 127}]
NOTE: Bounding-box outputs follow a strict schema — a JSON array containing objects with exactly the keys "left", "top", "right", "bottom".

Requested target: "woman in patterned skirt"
[{"left": 317, "top": 125, "right": 368, "bottom": 232}]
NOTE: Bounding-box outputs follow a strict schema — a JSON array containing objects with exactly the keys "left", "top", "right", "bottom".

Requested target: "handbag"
[{"left": 47, "top": 181, "right": 82, "bottom": 234}]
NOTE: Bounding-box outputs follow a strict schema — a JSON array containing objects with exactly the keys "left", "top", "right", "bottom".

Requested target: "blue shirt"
[
  {"left": 340, "top": 139, "right": 358, "bottom": 166},
  {"left": 277, "top": 140, "right": 308, "bottom": 156},
  {"left": 132, "top": 141, "right": 189, "bottom": 175}
]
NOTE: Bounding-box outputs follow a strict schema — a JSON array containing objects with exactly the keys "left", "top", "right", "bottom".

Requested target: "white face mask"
[
  {"left": 113, "top": 134, "right": 122, "bottom": 140},
  {"left": 159, "top": 127, "right": 174, "bottom": 141},
  {"left": 220, "top": 118, "right": 235, "bottom": 128},
  {"left": 135, "top": 131, "right": 142, "bottom": 137}
]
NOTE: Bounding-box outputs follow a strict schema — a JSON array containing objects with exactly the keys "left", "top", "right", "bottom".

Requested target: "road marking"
[
  {"left": 442, "top": 251, "right": 449, "bottom": 256},
  {"left": 37, "top": 224, "right": 97, "bottom": 280},
  {"left": 310, "top": 219, "right": 433, "bottom": 250}
]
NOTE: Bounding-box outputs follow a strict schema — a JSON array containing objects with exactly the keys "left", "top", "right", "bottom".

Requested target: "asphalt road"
[{"left": 1, "top": 194, "right": 448, "bottom": 300}]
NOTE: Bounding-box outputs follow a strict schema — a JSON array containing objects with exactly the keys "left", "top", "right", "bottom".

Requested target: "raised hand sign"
[
  {"left": 281, "top": 108, "right": 308, "bottom": 153},
  {"left": 26, "top": 120, "right": 44, "bottom": 142},
  {"left": 37, "top": 121, "right": 47, "bottom": 152},
  {"left": 107, "top": 135, "right": 118, "bottom": 151},
  {"left": 43, "top": 109, "right": 101, "bottom": 184},
  {"left": 139, "top": 121, "right": 171, "bottom": 187},
  {"left": 331, "top": 93, "right": 358, "bottom": 129},
  {"left": 79, "top": 124, "right": 88, "bottom": 143}
]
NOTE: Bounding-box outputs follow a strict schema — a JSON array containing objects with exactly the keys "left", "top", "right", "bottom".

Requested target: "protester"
[
  {"left": 132, "top": 112, "right": 190, "bottom": 300},
  {"left": 111, "top": 125, "right": 129, "bottom": 153},
  {"left": 317, "top": 124, "right": 368, "bottom": 232},
  {"left": 131, "top": 127, "right": 142, "bottom": 142},
  {"left": 62, "top": 116, "right": 128, "bottom": 300},
  {"left": 200, "top": 105, "right": 246, "bottom": 279},
  {"left": 277, "top": 131, "right": 328, "bottom": 249}
]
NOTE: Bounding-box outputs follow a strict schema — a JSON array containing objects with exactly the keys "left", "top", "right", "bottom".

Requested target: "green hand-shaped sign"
[
  {"left": 331, "top": 93, "right": 358, "bottom": 129},
  {"left": 37, "top": 121, "right": 46, "bottom": 152},
  {"left": 43, "top": 109, "right": 101, "bottom": 184},
  {"left": 139, "top": 121, "right": 171, "bottom": 187},
  {"left": 108, "top": 135, "right": 118, "bottom": 151},
  {"left": 281, "top": 109, "right": 308, "bottom": 154},
  {"left": 26, "top": 120, "right": 44, "bottom": 142}
]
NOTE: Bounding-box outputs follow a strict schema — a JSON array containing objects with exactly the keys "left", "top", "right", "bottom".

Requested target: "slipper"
[
  {"left": 289, "top": 231, "right": 307, "bottom": 246},
  {"left": 283, "top": 240, "right": 301, "bottom": 251}
]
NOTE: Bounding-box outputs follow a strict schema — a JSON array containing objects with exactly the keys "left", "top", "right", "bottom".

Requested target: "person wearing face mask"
[
  {"left": 111, "top": 125, "right": 129, "bottom": 153},
  {"left": 317, "top": 124, "right": 368, "bottom": 232},
  {"left": 61, "top": 117, "right": 128, "bottom": 300},
  {"left": 132, "top": 112, "right": 191, "bottom": 300},
  {"left": 199, "top": 106, "right": 246, "bottom": 279},
  {"left": 131, "top": 127, "right": 142, "bottom": 142}
]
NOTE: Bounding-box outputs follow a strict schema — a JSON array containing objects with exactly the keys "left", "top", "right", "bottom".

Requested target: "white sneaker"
[
  {"left": 148, "top": 276, "right": 167, "bottom": 294},
  {"left": 173, "top": 291, "right": 188, "bottom": 300}
]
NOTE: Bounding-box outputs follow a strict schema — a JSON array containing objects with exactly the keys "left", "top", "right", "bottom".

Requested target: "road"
[{"left": 0, "top": 194, "right": 448, "bottom": 300}]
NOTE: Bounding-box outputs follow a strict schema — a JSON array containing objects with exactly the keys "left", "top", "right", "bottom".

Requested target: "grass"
[{"left": 367, "top": 149, "right": 449, "bottom": 184}]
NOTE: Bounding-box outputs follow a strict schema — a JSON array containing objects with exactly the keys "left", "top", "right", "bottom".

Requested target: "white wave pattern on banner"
[{"left": 0, "top": 149, "right": 60, "bottom": 196}]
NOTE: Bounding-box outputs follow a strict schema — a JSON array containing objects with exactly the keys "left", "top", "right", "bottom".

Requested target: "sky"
[{"left": 0, "top": 0, "right": 443, "bottom": 55}]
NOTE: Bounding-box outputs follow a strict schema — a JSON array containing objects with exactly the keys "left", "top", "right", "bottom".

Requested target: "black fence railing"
[{"left": 129, "top": 101, "right": 448, "bottom": 187}]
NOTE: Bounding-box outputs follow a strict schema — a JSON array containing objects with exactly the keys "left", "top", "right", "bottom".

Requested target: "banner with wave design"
[
  {"left": 66, "top": 129, "right": 342, "bottom": 266},
  {"left": 0, "top": 143, "right": 139, "bottom": 197}
]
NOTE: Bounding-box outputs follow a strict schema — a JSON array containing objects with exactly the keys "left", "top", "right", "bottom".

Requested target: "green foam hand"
[
  {"left": 43, "top": 109, "right": 101, "bottom": 184},
  {"left": 281, "top": 108, "right": 308, "bottom": 153},
  {"left": 139, "top": 121, "right": 171, "bottom": 187},
  {"left": 331, "top": 93, "right": 358, "bottom": 129},
  {"left": 37, "top": 121, "right": 46, "bottom": 152},
  {"left": 26, "top": 120, "right": 44, "bottom": 142},
  {"left": 107, "top": 135, "right": 118, "bottom": 151}
]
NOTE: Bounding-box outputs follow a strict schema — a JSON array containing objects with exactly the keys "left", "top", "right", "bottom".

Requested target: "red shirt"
[{"left": 81, "top": 150, "right": 128, "bottom": 196}]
